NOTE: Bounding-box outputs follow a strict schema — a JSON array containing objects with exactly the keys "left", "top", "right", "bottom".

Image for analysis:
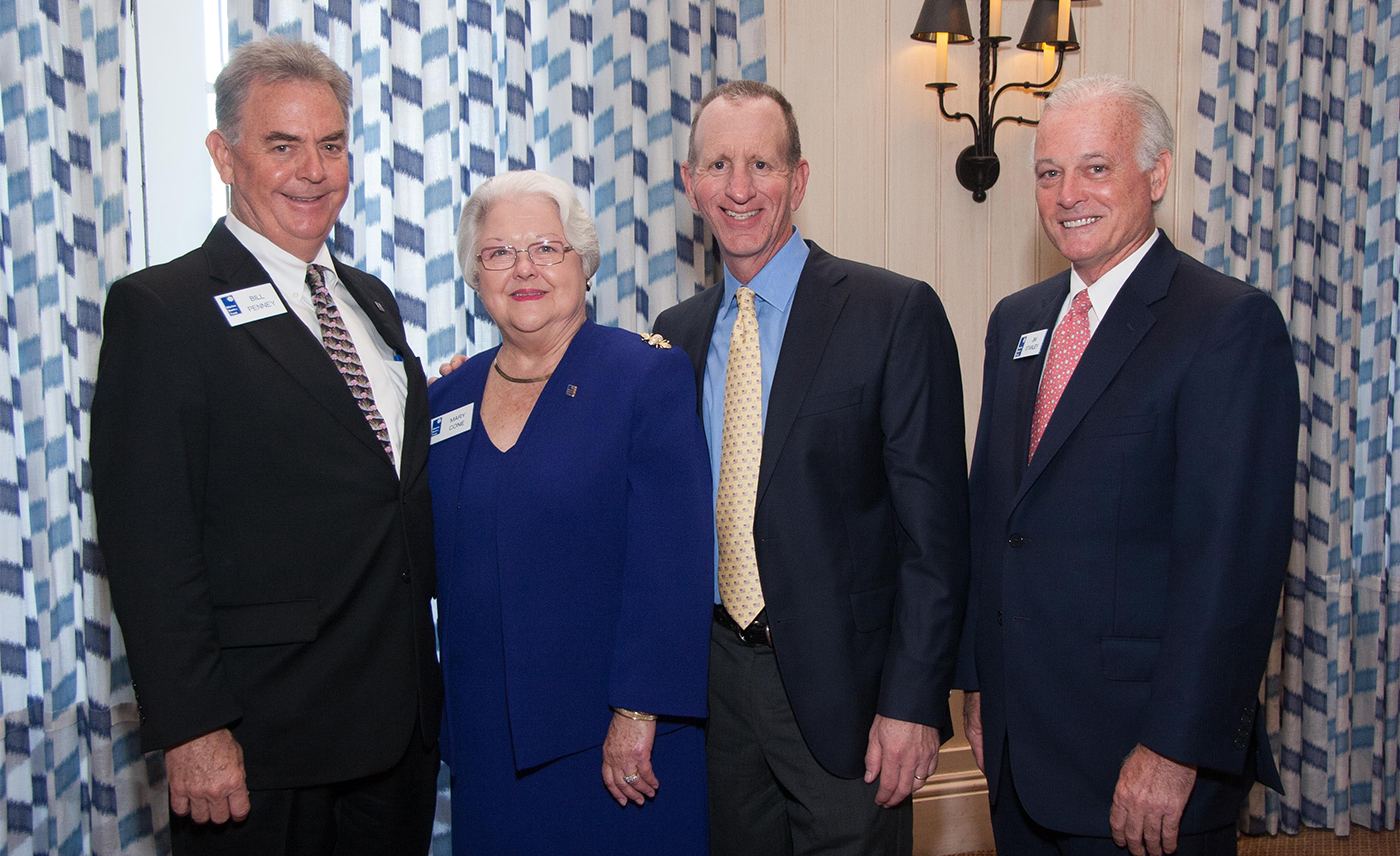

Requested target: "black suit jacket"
[
  {"left": 959, "top": 233, "right": 1299, "bottom": 835},
  {"left": 654, "top": 241, "right": 971, "bottom": 778},
  {"left": 91, "top": 222, "right": 442, "bottom": 790}
]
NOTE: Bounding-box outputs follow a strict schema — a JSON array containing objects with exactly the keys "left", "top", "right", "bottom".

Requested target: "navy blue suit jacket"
[
  {"left": 959, "top": 233, "right": 1299, "bottom": 835},
  {"left": 654, "top": 242, "right": 971, "bottom": 779},
  {"left": 428, "top": 321, "right": 713, "bottom": 772}
]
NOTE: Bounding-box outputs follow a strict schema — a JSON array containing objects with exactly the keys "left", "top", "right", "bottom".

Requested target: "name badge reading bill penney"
[
  {"left": 215, "top": 285, "right": 288, "bottom": 327},
  {"left": 430, "top": 403, "right": 474, "bottom": 445},
  {"left": 1014, "top": 329, "right": 1048, "bottom": 359}
]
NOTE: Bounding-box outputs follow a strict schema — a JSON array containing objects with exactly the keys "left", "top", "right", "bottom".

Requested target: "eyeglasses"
[{"left": 476, "top": 240, "right": 575, "bottom": 271}]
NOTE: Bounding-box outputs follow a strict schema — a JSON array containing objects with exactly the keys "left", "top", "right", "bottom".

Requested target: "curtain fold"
[
  {"left": 230, "top": 0, "right": 765, "bottom": 370},
  {"left": 0, "top": 0, "right": 168, "bottom": 854},
  {"left": 1193, "top": 0, "right": 1400, "bottom": 835}
]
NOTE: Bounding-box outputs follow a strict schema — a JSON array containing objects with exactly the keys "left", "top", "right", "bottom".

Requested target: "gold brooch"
[{"left": 640, "top": 332, "right": 672, "bottom": 349}]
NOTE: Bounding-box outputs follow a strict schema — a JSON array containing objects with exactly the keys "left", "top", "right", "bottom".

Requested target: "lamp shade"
[
  {"left": 1017, "top": 0, "right": 1080, "bottom": 51},
  {"left": 910, "top": 0, "right": 975, "bottom": 44}
]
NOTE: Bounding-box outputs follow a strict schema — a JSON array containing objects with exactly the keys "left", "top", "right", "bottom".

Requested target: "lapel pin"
[
  {"left": 566, "top": 384, "right": 578, "bottom": 397},
  {"left": 374, "top": 300, "right": 385, "bottom": 312}
]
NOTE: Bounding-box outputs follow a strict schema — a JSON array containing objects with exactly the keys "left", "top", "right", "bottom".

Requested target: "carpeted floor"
[{"left": 949, "top": 824, "right": 1400, "bottom": 855}]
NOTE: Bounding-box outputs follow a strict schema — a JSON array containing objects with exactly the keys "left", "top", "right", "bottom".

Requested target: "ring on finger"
[{"left": 623, "top": 773, "right": 639, "bottom": 784}]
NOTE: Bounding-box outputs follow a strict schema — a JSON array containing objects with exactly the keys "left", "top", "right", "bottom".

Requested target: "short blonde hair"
[{"left": 456, "top": 171, "right": 601, "bottom": 290}]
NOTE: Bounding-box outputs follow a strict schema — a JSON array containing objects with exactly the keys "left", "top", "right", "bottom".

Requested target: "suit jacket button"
[
  {"left": 997, "top": 611, "right": 1003, "bottom": 626},
  {"left": 1008, "top": 533, "right": 1026, "bottom": 548}
]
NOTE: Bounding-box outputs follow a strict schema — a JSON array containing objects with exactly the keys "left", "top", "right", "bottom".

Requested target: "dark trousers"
[
  {"left": 990, "top": 740, "right": 1238, "bottom": 856},
  {"left": 170, "top": 725, "right": 440, "bottom": 856},
  {"left": 706, "top": 620, "right": 911, "bottom": 856}
]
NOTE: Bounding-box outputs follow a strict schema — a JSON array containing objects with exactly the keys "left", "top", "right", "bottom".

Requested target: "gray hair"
[
  {"left": 214, "top": 39, "right": 352, "bottom": 145},
  {"left": 1039, "top": 74, "right": 1175, "bottom": 172},
  {"left": 687, "top": 80, "right": 803, "bottom": 170},
  {"left": 456, "top": 170, "right": 601, "bottom": 291}
]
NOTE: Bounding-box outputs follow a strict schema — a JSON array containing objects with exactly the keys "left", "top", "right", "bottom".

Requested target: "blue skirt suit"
[{"left": 428, "top": 321, "right": 713, "bottom": 853}]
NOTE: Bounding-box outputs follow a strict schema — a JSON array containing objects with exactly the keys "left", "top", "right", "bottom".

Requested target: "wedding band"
[
  {"left": 623, "top": 773, "right": 639, "bottom": 784},
  {"left": 912, "top": 774, "right": 927, "bottom": 780}
]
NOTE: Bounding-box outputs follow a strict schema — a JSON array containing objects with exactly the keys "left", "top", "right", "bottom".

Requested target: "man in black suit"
[
  {"left": 958, "top": 74, "right": 1298, "bottom": 856},
  {"left": 90, "top": 39, "right": 441, "bottom": 855},
  {"left": 652, "top": 80, "right": 970, "bottom": 856}
]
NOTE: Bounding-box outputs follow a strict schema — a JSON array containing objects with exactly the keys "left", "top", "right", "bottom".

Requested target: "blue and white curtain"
[
  {"left": 1193, "top": 0, "right": 1400, "bottom": 836},
  {"left": 0, "top": 0, "right": 169, "bottom": 854},
  {"left": 228, "top": 0, "right": 766, "bottom": 370}
]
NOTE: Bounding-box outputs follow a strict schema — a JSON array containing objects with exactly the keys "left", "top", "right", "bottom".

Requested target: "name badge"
[
  {"left": 215, "top": 285, "right": 288, "bottom": 327},
  {"left": 430, "top": 403, "right": 474, "bottom": 445},
  {"left": 1014, "top": 329, "right": 1048, "bottom": 359}
]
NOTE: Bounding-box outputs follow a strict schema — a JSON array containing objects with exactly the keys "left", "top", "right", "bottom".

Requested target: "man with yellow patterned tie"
[{"left": 653, "top": 80, "right": 972, "bottom": 856}]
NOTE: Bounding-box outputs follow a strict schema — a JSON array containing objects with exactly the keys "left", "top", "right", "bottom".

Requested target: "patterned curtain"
[
  {"left": 224, "top": 1, "right": 764, "bottom": 852},
  {"left": 227, "top": 0, "right": 765, "bottom": 372},
  {"left": 0, "top": 1, "right": 169, "bottom": 855},
  {"left": 1192, "top": 0, "right": 1400, "bottom": 836}
]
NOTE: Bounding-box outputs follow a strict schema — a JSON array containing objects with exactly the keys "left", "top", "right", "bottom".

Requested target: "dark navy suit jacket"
[
  {"left": 655, "top": 242, "right": 971, "bottom": 779},
  {"left": 959, "top": 232, "right": 1299, "bottom": 835},
  {"left": 428, "top": 321, "right": 713, "bottom": 772}
]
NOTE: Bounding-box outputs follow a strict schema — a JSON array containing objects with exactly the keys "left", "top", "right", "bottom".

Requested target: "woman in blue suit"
[{"left": 429, "top": 170, "right": 713, "bottom": 853}]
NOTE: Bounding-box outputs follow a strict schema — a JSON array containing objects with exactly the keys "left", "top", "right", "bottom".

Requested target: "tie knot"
[
  {"left": 306, "top": 264, "right": 327, "bottom": 292},
  {"left": 1070, "top": 288, "right": 1092, "bottom": 316},
  {"left": 736, "top": 286, "right": 756, "bottom": 313}
]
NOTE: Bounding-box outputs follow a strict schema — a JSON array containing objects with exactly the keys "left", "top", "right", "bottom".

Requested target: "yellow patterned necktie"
[{"left": 716, "top": 286, "right": 765, "bottom": 628}]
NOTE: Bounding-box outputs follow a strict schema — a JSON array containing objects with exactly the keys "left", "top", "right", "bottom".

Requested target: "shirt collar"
[
  {"left": 223, "top": 211, "right": 337, "bottom": 299},
  {"left": 721, "top": 227, "right": 809, "bottom": 313},
  {"left": 1068, "top": 228, "right": 1160, "bottom": 319}
]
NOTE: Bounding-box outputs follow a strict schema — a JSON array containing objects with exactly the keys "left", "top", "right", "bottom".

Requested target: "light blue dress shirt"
[{"left": 702, "top": 227, "right": 810, "bottom": 603}]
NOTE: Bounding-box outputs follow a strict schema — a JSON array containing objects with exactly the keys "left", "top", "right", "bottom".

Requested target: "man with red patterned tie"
[{"left": 958, "top": 74, "right": 1299, "bottom": 856}]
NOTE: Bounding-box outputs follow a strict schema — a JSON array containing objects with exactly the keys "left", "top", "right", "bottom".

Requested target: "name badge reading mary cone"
[
  {"left": 216, "top": 285, "right": 288, "bottom": 327},
  {"left": 431, "top": 403, "right": 474, "bottom": 445}
]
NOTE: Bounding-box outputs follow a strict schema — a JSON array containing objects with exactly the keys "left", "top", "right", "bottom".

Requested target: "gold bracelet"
[{"left": 612, "top": 707, "right": 658, "bottom": 721}]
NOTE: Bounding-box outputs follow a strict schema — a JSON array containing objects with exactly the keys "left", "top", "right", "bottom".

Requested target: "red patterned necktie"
[
  {"left": 1028, "top": 289, "right": 1093, "bottom": 462},
  {"left": 306, "top": 265, "right": 395, "bottom": 463}
]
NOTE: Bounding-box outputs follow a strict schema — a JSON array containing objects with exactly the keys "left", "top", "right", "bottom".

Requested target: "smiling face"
[
  {"left": 474, "top": 195, "right": 588, "bottom": 344},
  {"left": 682, "top": 96, "right": 809, "bottom": 284},
  {"left": 1033, "top": 98, "right": 1172, "bottom": 285},
  {"left": 206, "top": 78, "right": 349, "bottom": 262}
]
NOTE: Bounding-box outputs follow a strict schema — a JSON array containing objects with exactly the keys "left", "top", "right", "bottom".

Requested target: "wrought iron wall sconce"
[{"left": 912, "top": 0, "right": 1081, "bottom": 202}]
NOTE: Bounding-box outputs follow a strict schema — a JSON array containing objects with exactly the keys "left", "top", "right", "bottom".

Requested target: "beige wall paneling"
[
  {"left": 775, "top": 0, "right": 838, "bottom": 248},
  {"left": 834, "top": 0, "right": 891, "bottom": 266},
  {"left": 887, "top": 0, "right": 944, "bottom": 292}
]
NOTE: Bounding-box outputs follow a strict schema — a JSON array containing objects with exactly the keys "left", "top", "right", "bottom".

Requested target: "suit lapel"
[
  {"left": 336, "top": 261, "right": 411, "bottom": 358},
  {"left": 673, "top": 284, "right": 724, "bottom": 415},
  {"left": 756, "top": 246, "right": 848, "bottom": 507},
  {"left": 203, "top": 225, "right": 395, "bottom": 466},
  {"left": 1014, "top": 234, "right": 1179, "bottom": 506}
]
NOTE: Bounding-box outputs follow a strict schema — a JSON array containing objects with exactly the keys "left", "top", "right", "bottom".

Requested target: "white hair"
[
  {"left": 1039, "top": 74, "right": 1175, "bottom": 172},
  {"left": 456, "top": 170, "right": 601, "bottom": 290}
]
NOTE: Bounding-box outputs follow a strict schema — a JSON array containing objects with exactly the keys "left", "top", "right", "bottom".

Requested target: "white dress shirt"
[
  {"left": 1050, "top": 229, "right": 1161, "bottom": 337},
  {"left": 224, "top": 213, "right": 408, "bottom": 473}
]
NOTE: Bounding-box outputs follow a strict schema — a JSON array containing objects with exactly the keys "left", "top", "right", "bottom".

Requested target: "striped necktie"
[{"left": 307, "top": 264, "right": 394, "bottom": 463}]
